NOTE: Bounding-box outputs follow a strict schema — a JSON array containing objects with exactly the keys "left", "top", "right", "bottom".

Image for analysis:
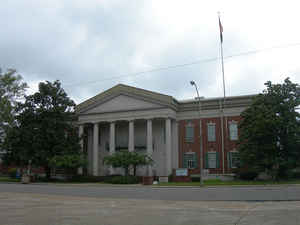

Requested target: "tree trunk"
[{"left": 133, "top": 166, "right": 137, "bottom": 176}]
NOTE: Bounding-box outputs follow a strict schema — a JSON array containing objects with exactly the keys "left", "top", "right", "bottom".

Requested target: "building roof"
[
  {"left": 76, "top": 84, "right": 178, "bottom": 113},
  {"left": 76, "top": 84, "right": 257, "bottom": 114}
]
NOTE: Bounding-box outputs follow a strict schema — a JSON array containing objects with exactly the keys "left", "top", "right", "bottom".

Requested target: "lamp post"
[{"left": 190, "top": 81, "right": 204, "bottom": 186}]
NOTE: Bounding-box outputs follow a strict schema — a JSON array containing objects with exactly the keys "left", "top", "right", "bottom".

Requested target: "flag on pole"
[{"left": 219, "top": 17, "right": 223, "bottom": 43}]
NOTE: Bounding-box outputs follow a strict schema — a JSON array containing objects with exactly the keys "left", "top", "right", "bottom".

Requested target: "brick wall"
[{"left": 178, "top": 115, "right": 241, "bottom": 175}]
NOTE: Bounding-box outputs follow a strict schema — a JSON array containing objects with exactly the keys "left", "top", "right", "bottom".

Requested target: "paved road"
[
  {"left": 0, "top": 183, "right": 299, "bottom": 201},
  {"left": 0, "top": 192, "right": 299, "bottom": 225},
  {"left": 1, "top": 184, "right": 300, "bottom": 225}
]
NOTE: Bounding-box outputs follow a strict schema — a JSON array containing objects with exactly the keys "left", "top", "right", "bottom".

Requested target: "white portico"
[{"left": 76, "top": 84, "right": 179, "bottom": 177}]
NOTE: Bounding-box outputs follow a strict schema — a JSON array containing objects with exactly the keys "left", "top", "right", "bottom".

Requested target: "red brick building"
[{"left": 176, "top": 95, "right": 253, "bottom": 178}]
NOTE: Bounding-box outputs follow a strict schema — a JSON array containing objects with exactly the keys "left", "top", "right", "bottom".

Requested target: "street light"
[{"left": 190, "top": 81, "right": 204, "bottom": 186}]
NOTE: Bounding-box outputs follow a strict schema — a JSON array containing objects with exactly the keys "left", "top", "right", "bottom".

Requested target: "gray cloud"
[{"left": 0, "top": 0, "right": 299, "bottom": 104}]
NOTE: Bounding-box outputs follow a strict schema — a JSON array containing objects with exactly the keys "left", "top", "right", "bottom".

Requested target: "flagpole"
[
  {"left": 218, "top": 12, "right": 226, "bottom": 174},
  {"left": 220, "top": 38, "right": 226, "bottom": 101}
]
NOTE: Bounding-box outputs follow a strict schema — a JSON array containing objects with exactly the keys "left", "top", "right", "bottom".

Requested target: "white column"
[
  {"left": 109, "top": 122, "right": 115, "bottom": 174},
  {"left": 172, "top": 121, "right": 179, "bottom": 169},
  {"left": 128, "top": 120, "right": 134, "bottom": 152},
  {"left": 78, "top": 124, "right": 84, "bottom": 175},
  {"left": 93, "top": 123, "right": 99, "bottom": 176},
  {"left": 165, "top": 118, "right": 172, "bottom": 176},
  {"left": 147, "top": 119, "right": 153, "bottom": 176}
]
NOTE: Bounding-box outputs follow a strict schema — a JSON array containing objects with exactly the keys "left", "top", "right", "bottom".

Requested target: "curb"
[{"left": 1, "top": 182, "right": 300, "bottom": 188}]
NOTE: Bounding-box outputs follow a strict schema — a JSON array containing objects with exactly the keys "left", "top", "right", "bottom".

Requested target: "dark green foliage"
[
  {"left": 292, "top": 172, "right": 300, "bottom": 179},
  {"left": 2, "top": 80, "right": 84, "bottom": 179},
  {"left": 49, "top": 154, "right": 87, "bottom": 177},
  {"left": 237, "top": 171, "right": 258, "bottom": 180},
  {"left": 238, "top": 78, "right": 300, "bottom": 179},
  {"left": 191, "top": 177, "right": 201, "bottom": 182},
  {"left": 109, "top": 176, "right": 139, "bottom": 184},
  {"left": 102, "top": 174, "right": 124, "bottom": 183},
  {"left": 34, "top": 176, "right": 64, "bottom": 183},
  {"left": 168, "top": 174, "right": 173, "bottom": 182},
  {"left": 67, "top": 175, "right": 104, "bottom": 183}
]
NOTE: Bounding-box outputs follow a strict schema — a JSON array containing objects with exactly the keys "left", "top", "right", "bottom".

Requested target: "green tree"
[
  {"left": 103, "top": 151, "right": 153, "bottom": 176},
  {"left": 130, "top": 152, "right": 153, "bottom": 176},
  {"left": 0, "top": 69, "right": 27, "bottom": 144},
  {"left": 49, "top": 154, "right": 87, "bottom": 179},
  {"left": 238, "top": 78, "right": 300, "bottom": 179},
  {"left": 2, "top": 80, "right": 84, "bottom": 179}
]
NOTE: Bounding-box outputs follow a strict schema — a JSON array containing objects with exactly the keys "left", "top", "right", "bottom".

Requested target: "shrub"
[
  {"left": 109, "top": 176, "right": 139, "bottom": 184},
  {"left": 68, "top": 175, "right": 105, "bottom": 183},
  {"left": 35, "top": 176, "right": 63, "bottom": 182},
  {"left": 191, "top": 177, "right": 200, "bottom": 182},
  {"left": 292, "top": 172, "right": 300, "bottom": 179},
  {"left": 8, "top": 168, "right": 17, "bottom": 178},
  {"left": 103, "top": 174, "right": 123, "bottom": 183},
  {"left": 168, "top": 174, "right": 173, "bottom": 182},
  {"left": 238, "top": 171, "right": 258, "bottom": 180}
]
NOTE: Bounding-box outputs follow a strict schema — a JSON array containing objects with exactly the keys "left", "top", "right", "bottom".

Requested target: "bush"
[
  {"left": 8, "top": 168, "right": 17, "bottom": 178},
  {"left": 109, "top": 176, "right": 139, "bottom": 184},
  {"left": 68, "top": 175, "right": 105, "bottom": 183},
  {"left": 168, "top": 174, "right": 173, "bottom": 182},
  {"left": 35, "top": 176, "right": 63, "bottom": 182},
  {"left": 291, "top": 172, "right": 300, "bottom": 179},
  {"left": 103, "top": 174, "right": 123, "bottom": 183},
  {"left": 238, "top": 171, "right": 258, "bottom": 180},
  {"left": 191, "top": 177, "right": 200, "bottom": 182}
]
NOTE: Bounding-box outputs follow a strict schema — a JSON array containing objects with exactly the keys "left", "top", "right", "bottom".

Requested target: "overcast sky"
[{"left": 1, "top": 0, "right": 300, "bottom": 103}]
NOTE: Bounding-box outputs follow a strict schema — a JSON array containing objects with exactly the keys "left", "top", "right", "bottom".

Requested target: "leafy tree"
[
  {"left": 49, "top": 154, "right": 87, "bottom": 179},
  {"left": 130, "top": 152, "right": 153, "bottom": 176},
  {"left": 0, "top": 69, "right": 27, "bottom": 144},
  {"left": 104, "top": 151, "right": 153, "bottom": 176},
  {"left": 238, "top": 78, "right": 300, "bottom": 179},
  {"left": 2, "top": 80, "right": 84, "bottom": 179}
]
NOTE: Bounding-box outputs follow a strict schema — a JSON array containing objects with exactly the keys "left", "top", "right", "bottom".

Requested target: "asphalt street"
[
  {"left": 0, "top": 183, "right": 299, "bottom": 201},
  {"left": 1, "top": 183, "right": 300, "bottom": 225},
  {"left": 0, "top": 192, "right": 300, "bottom": 225}
]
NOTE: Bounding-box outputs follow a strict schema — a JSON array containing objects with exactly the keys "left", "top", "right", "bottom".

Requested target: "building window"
[
  {"left": 207, "top": 123, "right": 216, "bottom": 142},
  {"left": 183, "top": 152, "right": 197, "bottom": 169},
  {"left": 185, "top": 122, "right": 194, "bottom": 143},
  {"left": 228, "top": 152, "right": 240, "bottom": 168},
  {"left": 229, "top": 122, "right": 238, "bottom": 140},
  {"left": 205, "top": 152, "right": 220, "bottom": 169}
]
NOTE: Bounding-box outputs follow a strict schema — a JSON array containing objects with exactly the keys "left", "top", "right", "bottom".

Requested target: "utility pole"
[{"left": 190, "top": 81, "right": 204, "bottom": 186}]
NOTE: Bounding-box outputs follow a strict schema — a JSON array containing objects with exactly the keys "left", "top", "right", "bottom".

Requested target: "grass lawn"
[{"left": 156, "top": 179, "right": 300, "bottom": 186}]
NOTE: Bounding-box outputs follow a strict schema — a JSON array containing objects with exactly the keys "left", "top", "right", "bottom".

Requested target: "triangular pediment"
[
  {"left": 76, "top": 84, "right": 178, "bottom": 114},
  {"left": 84, "top": 94, "right": 162, "bottom": 114}
]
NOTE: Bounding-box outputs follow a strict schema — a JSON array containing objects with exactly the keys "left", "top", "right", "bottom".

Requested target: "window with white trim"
[
  {"left": 185, "top": 122, "right": 194, "bottom": 143},
  {"left": 229, "top": 122, "right": 238, "bottom": 140},
  {"left": 207, "top": 123, "right": 216, "bottom": 142},
  {"left": 183, "top": 152, "right": 197, "bottom": 169},
  {"left": 228, "top": 152, "right": 240, "bottom": 168},
  {"left": 205, "top": 152, "right": 219, "bottom": 169}
]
